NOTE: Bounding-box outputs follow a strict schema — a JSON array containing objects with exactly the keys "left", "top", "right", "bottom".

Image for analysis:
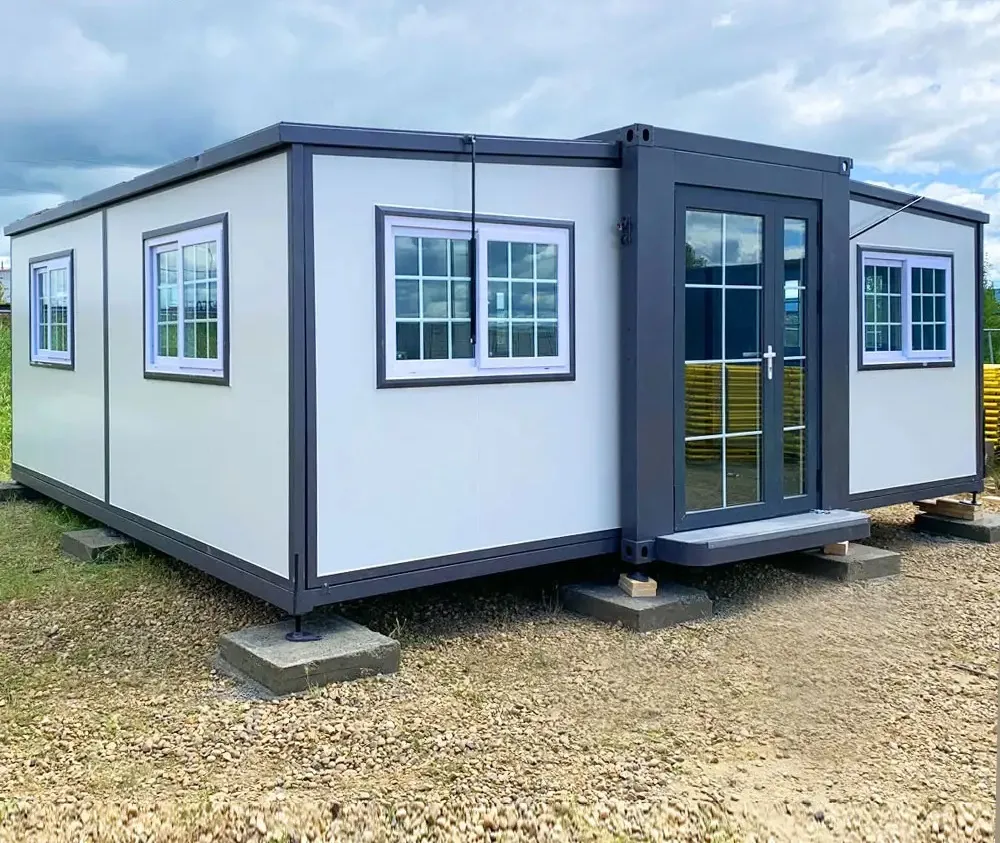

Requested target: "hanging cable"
[
  {"left": 849, "top": 195, "right": 923, "bottom": 240},
  {"left": 464, "top": 134, "right": 477, "bottom": 346}
]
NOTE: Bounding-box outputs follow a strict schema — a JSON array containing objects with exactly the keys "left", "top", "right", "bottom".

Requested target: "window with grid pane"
[
  {"left": 144, "top": 218, "right": 226, "bottom": 381},
  {"left": 485, "top": 240, "right": 559, "bottom": 360},
  {"left": 380, "top": 211, "right": 572, "bottom": 385},
  {"left": 393, "top": 235, "right": 472, "bottom": 362},
  {"left": 29, "top": 252, "right": 73, "bottom": 367},
  {"left": 859, "top": 249, "right": 952, "bottom": 367}
]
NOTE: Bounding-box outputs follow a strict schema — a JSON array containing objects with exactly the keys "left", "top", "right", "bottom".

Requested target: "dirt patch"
[{"left": 0, "top": 501, "right": 996, "bottom": 841}]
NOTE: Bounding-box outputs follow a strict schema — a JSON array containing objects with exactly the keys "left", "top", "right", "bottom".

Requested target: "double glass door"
[{"left": 675, "top": 188, "right": 817, "bottom": 530}]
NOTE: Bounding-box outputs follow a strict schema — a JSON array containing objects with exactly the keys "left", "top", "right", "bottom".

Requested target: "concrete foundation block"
[
  {"left": 61, "top": 527, "right": 131, "bottom": 562},
  {"left": 785, "top": 543, "right": 901, "bottom": 582},
  {"left": 560, "top": 582, "right": 712, "bottom": 632},
  {"left": 0, "top": 481, "right": 30, "bottom": 502},
  {"left": 217, "top": 615, "right": 400, "bottom": 696},
  {"left": 914, "top": 512, "right": 1000, "bottom": 543}
]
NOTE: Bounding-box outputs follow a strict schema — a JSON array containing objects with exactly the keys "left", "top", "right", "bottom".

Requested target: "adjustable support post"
[{"left": 285, "top": 614, "right": 322, "bottom": 643}]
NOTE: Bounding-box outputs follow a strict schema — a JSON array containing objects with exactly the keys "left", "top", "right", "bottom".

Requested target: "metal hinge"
[{"left": 616, "top": 216, "right": 632, "bottom": 246}]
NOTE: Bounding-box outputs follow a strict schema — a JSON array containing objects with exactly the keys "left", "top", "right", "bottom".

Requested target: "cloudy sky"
[{"left": 1, "top": 0, "right": 998, "bottom": 278}]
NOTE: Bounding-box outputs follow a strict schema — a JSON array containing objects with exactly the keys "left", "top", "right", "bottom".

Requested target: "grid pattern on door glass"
[
  {"left": 683, "top": 210, "right": 764, "bottom": 514},
  {"left": 394, "top": 235, "right": 472, "bottom": 361},
  {"left": 36, "top": 267, "right": 70, "bottom": 353},
  {"left": 486, "top": 240, "right": 558, "bottom": 359},
  {"left": 862, "top": 264, "right": 902, "bottom": 353},
  {"left": 910, "top": 267, "right": 947, "bottom": 352},
  {"left": 783, "top": 218, "right": 807, "bottom": 499}
]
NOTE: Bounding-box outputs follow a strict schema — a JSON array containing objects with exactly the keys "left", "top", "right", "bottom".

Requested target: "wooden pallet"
[
  {"left": 916, "top": 497, "right": 981, "bottom": 521},
  {"left": 618, "top": 573, "right": 657, "bottom": 598}
]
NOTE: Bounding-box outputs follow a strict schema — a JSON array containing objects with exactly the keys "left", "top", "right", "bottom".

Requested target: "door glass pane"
[
  {"left": 783, "top": 428, "right": 805, "bottom": 497},
  {"left": 684, "top": 209, "right": 764, "bottom": 513},
  {"left": 725, "top": 288, "right": 760, "bottom": 359},
  {"left": 685, "top": 211, "right": 723, "bottom": 285},
  {"left": 783, "top": 284, "right": 802, "bottom": 357},
  {"left": 783, "top": 217, "right": 808, "bottom": 500},
  {"left": 685, "top": 438, "right": 723, "bottom": 513},
  {"left": 724, "top": 215, "right": 763, "bottom": 286},
  {"left": 726, "top": 435, "right": 760, "bottom": 507},
  {"left": 685, "top": 287, "right": 722, "bottom": 361},
  {"left": 783, "top": 361, "right": 805, "bottom": 428},
  {"left": 725, "top": 363, "right": 760, "bottom": 434},
  {"left": 685, "top": 363, "right": 722, "bottom": 437},
  {"left": 784, "top": 220, "right": 806, "bottom": 286}
]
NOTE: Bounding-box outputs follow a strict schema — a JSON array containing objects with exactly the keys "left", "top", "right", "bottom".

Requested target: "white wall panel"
[
  {"left": 849, "top": 199, "right": 978, "bottom": 494},
  {"left": 106, "top": 154, "right": 290, "bottom": 577},
  {"left": 313, "top": 155, "right": 620, "bottom": 576},
  {"left": 11, "top": 213, "right": 106, "bottom": 498}
]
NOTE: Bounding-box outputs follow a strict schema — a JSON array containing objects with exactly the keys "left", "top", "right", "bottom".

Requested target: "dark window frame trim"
[
  {"left": 141, "top": 213, "right": 231, "bottom": 386},
  {"left": 374, "top": 205, "right": 576, "bottom": 389},
  {"left": 27, "top": 249, "right": 76, "bottom": 371},
  {"left": 855, "top": 244, "right": 956, "bottom": 371}
]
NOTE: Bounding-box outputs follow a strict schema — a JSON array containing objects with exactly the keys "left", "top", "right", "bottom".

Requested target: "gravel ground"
[{"left": 0, "top": 500, "right": 996, "bottom": 842}]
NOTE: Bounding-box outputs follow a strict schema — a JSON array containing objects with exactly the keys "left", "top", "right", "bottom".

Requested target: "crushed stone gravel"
[{"left": 0, "top": 502, "right": 996, "bottom": 841}]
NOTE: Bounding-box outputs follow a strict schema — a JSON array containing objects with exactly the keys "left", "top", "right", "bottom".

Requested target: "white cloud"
[{"left": 0, "top": 0, "right": 997, "bottom": 270}]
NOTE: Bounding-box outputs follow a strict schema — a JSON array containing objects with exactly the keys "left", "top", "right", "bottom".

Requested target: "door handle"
[{"left": 763, "top": 344, "right": 776, "bottom": 381}]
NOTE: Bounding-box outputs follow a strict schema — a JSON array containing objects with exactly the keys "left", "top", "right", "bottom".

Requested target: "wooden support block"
[
  {"left": 916, "top": 498, "right": 981, "bottom": 521},
  {"left": 618, "top": 573, "right": 657, "bottom": 598},
  {"left": 822, "top": 541, "right": 850, "bottom": 556}
]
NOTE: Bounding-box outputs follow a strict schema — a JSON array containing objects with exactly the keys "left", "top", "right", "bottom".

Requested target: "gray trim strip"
[
  {"left": 819, "top": 172, "right": 851, "bottom": 510},
  {"left": 976, "top": 223, "right": 985, "bottom": 482},
  {"left": 307, "top": 145, "right": 619, "bottom": 169},
  {"left": 674, "top": 151, "right": 825, "bottom": 198},
  {"left": 582, "top": 123, "right": 851, "bottom": 175},
  {"left": 12, "top": 463, "right": 296, "bottom": 612},
  {"left": 620, "top": 145, "right": 676, "bottom": 545},
  {"left": 854, "top": 245, "right": 956, "bottom": 371},
  {"left": 301, "top": 530, "right": 620, "bottom": 610},
  {"left": 373, "top": 205, "right": 576, "bottom": 389},
  {"left": 27, "top": 249, "right": 75, "bottom": 371},
  {"left": 848, "top": 475, "right": 982, "bottom": 511},
  {"left": 303, "top": 149, "right": 317, "bottom": 599},
  {"left": 140, "top": 213, "right": 231, "bottom": 386},
  {"left": 283, "top": 124, "right": 619, "bottom": 162},
  {"left": 287, "top": 146, "right": 311, "bottom": 607},
  {"left": 102, "top": 211, "right": 110, "bottom": 503},
  {"left": 850, "top": 181, "right": 990, "bottom": 225}
]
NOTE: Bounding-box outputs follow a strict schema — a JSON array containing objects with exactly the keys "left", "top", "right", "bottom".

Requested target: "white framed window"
[
  {"left": 859, "top": 249, "right": 953, "bottom": 368},
  {"left": 143, "top": 216, "right": 228, "bottom": 382},
  {"left": 29, "top": 251, "right": 74, "bottom": 367},
  {"left": 379, "top": 209, "right": 573, "bottom": 386}
]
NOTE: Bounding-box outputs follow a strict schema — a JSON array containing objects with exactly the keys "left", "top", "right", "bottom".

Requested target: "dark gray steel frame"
[
  {"left": 854, "top": 245, "right": 956, "bottom": 372},
  {"left": 611, "top": 124, "right": 852, "bottom": 561},
  {"left": 2, "top": 121, "right": 988, "bottom": 613},
  {"left": 140, "top": 214, "right": 231, "bottom": 386},
  {"left": 671, "top": 186, "right": 820, "bottom": 533},
  {"left": 373, "top": 205, "right": 576, "bottom": 389},
  {"left": 26, "top": 249, "right": 76, "bottom": 371}
]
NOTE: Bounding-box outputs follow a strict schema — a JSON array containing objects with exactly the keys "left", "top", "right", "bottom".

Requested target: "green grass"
[{"left": 0, "top": 318, "right": 10, "bottom": 480}]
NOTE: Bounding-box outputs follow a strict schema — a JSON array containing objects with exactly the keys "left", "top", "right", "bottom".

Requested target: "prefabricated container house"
[{"left": 4, "top": 122, "right": 988, "bottom": 616}]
